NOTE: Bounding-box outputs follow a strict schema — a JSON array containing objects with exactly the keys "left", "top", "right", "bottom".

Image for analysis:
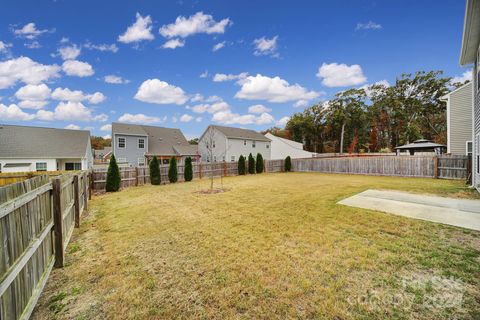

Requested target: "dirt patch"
[{"left": 195, "top": 188, "right": 230, "bottom": 195}]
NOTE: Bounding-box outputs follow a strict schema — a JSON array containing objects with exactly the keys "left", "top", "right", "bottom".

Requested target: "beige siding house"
[{"left": 441, "top": 82, "right": 473, "bottom": 155}]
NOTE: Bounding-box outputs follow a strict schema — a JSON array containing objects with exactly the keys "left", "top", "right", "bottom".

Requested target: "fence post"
[
  {"left": 52, "top": 178, "right": 64, "bottom": 268},
  {"left": 88, "top": 171, "right": 93, "bottom": 200},
  {"left": 199, "top": 162, "right": 202, "bottom": 179},
  {"left": 73, "top": 174, "right": 80, "bottom": 228},
  {"left": 467, "top": 154, "right": 472, "bottom": 185},
  {"left": 264, "top": 159, "right": 267, "bottom": 173},
  {"left": 433, "top": 156, "right": 439, "bottom": 179},
  {"left": 135, "top": 167, "right": 139, "bottom": 186},
  {"left": 223, "top": 162, "right": 227, "bottom": 176},
  {"left": 83, "top": 171, "right": 88, "bottom": 211}
]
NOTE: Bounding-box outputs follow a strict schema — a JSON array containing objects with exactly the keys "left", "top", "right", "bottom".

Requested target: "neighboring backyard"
[{"left": 33, "top": 173, "right": 480, "bottom": 320}]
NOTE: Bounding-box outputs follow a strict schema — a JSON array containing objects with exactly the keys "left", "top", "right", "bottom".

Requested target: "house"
[
  {"left": 198, "top": 125, "right": 271, "bottom": 162},
  {"left": 394, "top": 139, "right": 447, "bottom": 156},
  {"left": 459, "top": 0, "right": 480, "bottom": 189},
  {"left": 0, "top": 124, "right": 93, "bottom": 173},
  {"left": 441, "top": 82, "right": 473, "bottom": 155},
  {"left": 265, "top": 132, "right": 315, "bottom": 160},
  {"left": 93, "top": 147, "right": 112, "bottom": 163},
  {"left": 112, "top": 122, "right": 198, "bottom": 166}
]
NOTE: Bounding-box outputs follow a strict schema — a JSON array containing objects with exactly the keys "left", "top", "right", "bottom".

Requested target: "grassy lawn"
[{"left": 33, "top": 173, "right": 480, "bottom": 320}]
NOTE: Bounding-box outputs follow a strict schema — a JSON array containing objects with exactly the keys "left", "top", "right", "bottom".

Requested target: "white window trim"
[
  {"left": 118, "top": 137, "right": 126, "bottom": 149},
  {"left": 36, "top": 162, "right": 47, "bottom": 171},
  {"left": 252, "top": 140, "right": 256, "bottom": 148},
  {"left": 466, "top": 140, "right": 473, "bottom": 155},
  {"left": 138, "top": 138, "right": 145, "bottom": 149},
  {"left": 138, "top": 157, "right": 146, "bottom": 166}
]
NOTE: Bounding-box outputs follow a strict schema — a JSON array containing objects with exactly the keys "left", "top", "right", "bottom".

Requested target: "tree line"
[{"left": 266, "top": 71, "right": 465, "bottom": 153}]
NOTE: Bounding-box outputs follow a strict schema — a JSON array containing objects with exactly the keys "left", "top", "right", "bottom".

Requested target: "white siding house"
[
  {"left": 265, "top": 133, "right": 315, "bottom": 160},
  {"left": 0, "top": 124, "right": 93, "bottom": 173},
  {"left": 198, "top": 125, "right": 271, "bottom": 162},
  {"left": 441, "top": 82, "right": 473, "bottom": 155}
]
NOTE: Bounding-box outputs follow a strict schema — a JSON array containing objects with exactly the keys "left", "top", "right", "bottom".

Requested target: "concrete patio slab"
[{"left": 338, "top": 190, "right": 480, "bottom": 231}]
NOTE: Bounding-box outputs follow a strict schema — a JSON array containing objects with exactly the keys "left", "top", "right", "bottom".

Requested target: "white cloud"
[
  {"left": 316, "top": 63, "right": 367, "bottom": 87},
  {"left": 58, "top": 45, "right": 81, "bottom": 60},
  {"left": 190, "top": 93, "right": 204, "bottom": 102},
  {"left": 15, "top": 83, "right": 51, "bottom": 109},
  {"left": 199, "top": 70, "right": 209, "bottom": 78},
  {"left": 293, "top": 100, "right": 309, "bottom": 108},
  {"left": 235, "top": 74, "right": 321, "bottom": 103},
  {"left": 205, "top": 95, "right": 222, "bottom": 103},
  {"left": 0, "top": 41, "right": 12, "bottom": 54},
  {"left": 60, "top": 37, "right": 69, "bottom": 43},
  {"left": 118, "top": 113, "right": 164, "bottom": 124},
  {"left": 134, "top": 79, "right": 188, "bottom": 105},
  {"left": 103, "top": 134, "right": 111, "bottom": 139},
  {"left": 53, "top": 101, "right": 93, "bottom": 121},
  {"left": 356, "top": 21, "right": 382, "bottom": 31},
  {"left": 248, "top": 104, "right": 271, "bottom": 114},
  {"left": 212, "top": 41, "right": 225, "bottom": 52},
  {"left": 161, "top": 38, "right": 185, "bottom": 49},
  {"left": 213, "top": 72, "right": 248, "bottom": 82},
  {"left": 88, "top": 92, "right": 106, "bottom": 104},
  {"left": 195, "top": 117, "right": 202, "bottom": 122},
  {"left": 180, "top": 114, "right": 193, "bottom": 122},
  {"left": 13, "top": 23, "right": 53, "bottom": 39},
  {"left": 84, "top": 42, "right": 118, "bottom": 53},
  {"left": 0, "top": 57, "right": 60, "bottom": 89},
  {"left": 190, "top": 101, "right": 230, "bottom": 114},
  {"left": 25, "top": 41, "right": 41, "bottom": 49},
  {"left": 118, "top": 13, "right": 154, "bottom": 44},
  {"left": 360, "top": 80, "right": 390, "bottom": 98},
  {"left": 51, "top": 87, "right": 106, "bottom": 104},
  {"left": 104, "top": 75, "right": 130, "bottom": 84},
  {"left": 100, "top": 124, "right": 112, "bottom": 132},
  {"left": 35, "top": 109, "right": 55, "bottom": 121},
  {"left": 253, "top": 36, "right": 278, "bottom": 57},
  {"left": 212, "top": 110, "right": 274, "bottom": 125},
  {"left": 93, "top": 113, "right": 108, "bottom": 122},
  {"left": 450, "top": 69, "right": 472, "bottom": 84},
  {"left": 62, "top": 60, "right": 94, "bottom": 77},
  {"left": 276, "top": 116, "right": 290, "bottom": 127},
  {"left": 159, "top": 12, "right": 231, "bottom": 38},
  {"left": 64, "top": 124, "right": 80, "bottom": 130},
  {"left": 0, "top": 103, "right": 35, "bottom": 120}
]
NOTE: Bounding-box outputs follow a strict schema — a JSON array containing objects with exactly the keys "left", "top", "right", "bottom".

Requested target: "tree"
[
  {"left": 91, "top": 136, "right": 111, "bottom": 149},
  {"left": 238, "top": 155, "right": 246, "bottom": 175},
  {"left": 285, "top": 156, "right": 292, "bottom": 172},
  {"left": 248, "top": 153, "right": 255, "bottom": 174},
  {"left": 256, "top": 153, "right": 264, "bottom": 173},
  {"left": 188, "top": 138, "right": 199, "bottom": 145},
  {"left": 184, "top": 157, "right": 193, "bottom": 181},
  {"left": 168, "top": 157, "right": 178, "bottom": 183},
  {"left": 106, "top": 154, "right": 121, "bottom": 192},
  {"left": 149, "top": 156, "right": 161, "bottom": 185}
]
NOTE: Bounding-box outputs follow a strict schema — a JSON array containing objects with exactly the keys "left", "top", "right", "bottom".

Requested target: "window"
[
  {"left": 65, "top": 163, "right": 81, "bottom": 171},
  {"left": 467, "top": 141, "right": 473, "bottom": 156},
  {"left": 244, "top": 140, "right": 246, "bottom": 146},
  {"left": 117, "top": 158, "right": 127, "bottom": 163},
  {"left": 222, "top": 156, "right": 225, "bottom": 162},
  {"left": 138, "top": 158, "right": 145, "bottom": 166},
  {"left": 252, "top": 141, "right": 256, "bottom": 148},
  {"left": 266, "top": 144, "right": 269, "bottom": 149},
  {"left": 36, "top": 162, "right": 47, "bottom": 171},
  {"left": 162, "top": 159, "right": 170, "bottom": 165},
  {"left": 231, "top": 156, "right": 235, "bottom": 162},
  {"left": 118, "top": 137, "right": 126, "bottom": 148},
  {"left": 214, "top": 156, "right": 217, "bottom": 162},
  {"left": 138, "top": 138, "right": 145, "bottom": 149},
  {"left": 213, "top": 140, "right": 215, "bottom": 148}
]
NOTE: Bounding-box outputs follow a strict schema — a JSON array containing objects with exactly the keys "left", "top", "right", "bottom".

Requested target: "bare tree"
[{"left": 202, "top": 126, "right": 229, "bottom": 191}]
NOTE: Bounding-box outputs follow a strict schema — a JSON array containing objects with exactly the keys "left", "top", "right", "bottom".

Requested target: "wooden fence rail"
[{"left": 0, "top": 171, "right": 90, "bottom": 320}]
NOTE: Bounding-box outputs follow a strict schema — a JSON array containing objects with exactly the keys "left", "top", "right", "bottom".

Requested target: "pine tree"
[
  {"left": 184, "top": 157, "right": 193, "bottom": 182},
  {"left": 256, "top": 153, "right": 264, "bottom": 173},
  {"left": 238, "top": 155, "right": 246, "bottom": 175},
  {"left": 285, "top": 156, "right": 292, "bottom": 172},
  {"left": 105, "top": 154, "right": 121, "bottom": 192},
  {"left": 168, "top": 157, "right": 178, "bottom": 183},
  {"left": 149, "top": 156, "right": 161, "bottom": 185},
  {"left": 248, "top": 153, "right": 255, "bottom": 174}
]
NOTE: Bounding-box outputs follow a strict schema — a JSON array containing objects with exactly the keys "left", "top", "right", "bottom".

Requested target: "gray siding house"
[
  {"left": 460, "top": 0, "right": 480, "bottom": 189},
  {"left": 0, "top": 124, "right": 93, "bottom": 173},
  {"left": 441, "top": 82, "right": 473, "bottom": 155},
  {"left": 112, "top": 122, "right": 198, "bottom": 166}
]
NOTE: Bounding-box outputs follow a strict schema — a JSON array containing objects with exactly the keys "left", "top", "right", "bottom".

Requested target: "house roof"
[
  {"left": 112, "top": 122, "right": 196, "bottom": 156},
  {"left": 440, "top": 81, "right": 473, "bottom": 100},
  {"left": 265, "top": 133, "right": 304, "bottom": 150},
  {"left": 0, "top": 124, "right": 90, "bottom": 158},
  {"left": 208, "top": 125, "right": 271, "bottom": 142},
  {"left": 460, "top": 0, "right": 480, "bottom": 65},
  {"left": 394, "top": 139, "right": 447, "bottom": 150}
]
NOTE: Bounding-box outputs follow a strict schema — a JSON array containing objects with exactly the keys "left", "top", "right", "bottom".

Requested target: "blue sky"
[{"left": 0, "top": 0, "right": 471, "bottom": 139}]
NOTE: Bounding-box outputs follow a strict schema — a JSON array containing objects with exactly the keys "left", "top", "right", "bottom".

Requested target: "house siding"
[
  {"left": 447, "top": 82, "right": 473, "bottom": 155},
  {"left": 474, "top": 45, "right": 480, "bottom": 189},
  {"left": 113, "top": 133, "right": 148, "bottom": 166}
]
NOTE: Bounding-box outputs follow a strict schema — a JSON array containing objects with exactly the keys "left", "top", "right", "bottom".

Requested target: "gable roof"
[
  {"left": 0, "top": 124, "right": 90, "bottom": 158},
  {"left": 112, "top": 122, "right": 197, "bottom": 156},
  {"left": 207, "top": 125, "right": 270, "bottom": 142},
  {"left": 440, "top": 81, "right": 473, "bottom": 100},
  {"left": 460, "top": 0, "right": 480, "bottom": 65}
]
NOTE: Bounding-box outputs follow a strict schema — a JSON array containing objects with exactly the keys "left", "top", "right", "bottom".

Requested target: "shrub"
[
  {"left": 184, "top": 157, "right": 193, "bottom": 182},
  {"left": 285, "top": 156, "right": 292, "bottom": 172},
  {"left": 248, "top": 153, "right": 255, "bottom": 174},
  {"left": 256, "top": 153, "right": 264, "bottom": 173},
  {"left": 238, "top": 155, "right": 246, "bottom": 175},
  {"left": 149, "top": 156, "right": 161, "bottom": 185},
  {"left": 105, "top": 154, "right": 121, "bottom": 192},
  {"left": 168, "top": 157, "right": 178, "bottom": 183}
]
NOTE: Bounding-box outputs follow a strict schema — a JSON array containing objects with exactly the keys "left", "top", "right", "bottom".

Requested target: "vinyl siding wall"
[
  {"left": 113, "top": 133, "right": 148, "bottom": 166},
  {"left": 474, "top": 45, "right": 480, "bottom": 189},
  {"left": 447, "top": 82, "right": 473, "bottom": 155}
]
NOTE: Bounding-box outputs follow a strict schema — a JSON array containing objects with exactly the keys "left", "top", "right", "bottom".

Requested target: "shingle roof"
[
  {"left": 0, "top": 124, "right": 90, "bottom": 158},
  {"left": 112, "top": 122, "right": 196, "bottom": 156},
  {"left": 395, "top": 139, "right": 446, "bottom": 150},
  {"left": 209, "top": 125, "right": 271, "bottom": 141}
]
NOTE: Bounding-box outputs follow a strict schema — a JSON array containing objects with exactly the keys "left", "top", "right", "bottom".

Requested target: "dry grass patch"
[{"left": 32, "top": 173, "right": 480, "bottom": 319}]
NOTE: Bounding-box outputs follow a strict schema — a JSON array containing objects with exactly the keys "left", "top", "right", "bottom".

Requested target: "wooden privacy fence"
[
  {"left": 0, "top": 171, "right": 89, "bottom": 320},
  {"left": 0, "top": 171, "right": 66, "bottom": 187},
  {"left": 291, "top": 155, "right": 469, "bottom": 180}
]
